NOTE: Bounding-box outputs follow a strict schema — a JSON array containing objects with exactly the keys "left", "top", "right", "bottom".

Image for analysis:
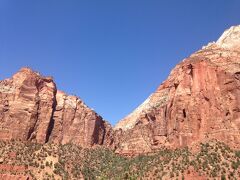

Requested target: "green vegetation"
[{"left": 0, "top": 140, "right": 239, "bottom": 179}]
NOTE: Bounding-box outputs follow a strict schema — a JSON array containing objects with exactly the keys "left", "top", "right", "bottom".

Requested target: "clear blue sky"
[{"left": 1, "top": 0, "right": 240, "bottom": 125}]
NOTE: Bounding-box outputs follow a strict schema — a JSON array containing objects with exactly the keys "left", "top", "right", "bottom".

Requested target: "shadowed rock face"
[
  {"left": 0, "top": 68, "right": 113, "bottom": 148},
  {"left": 115, "top": 25, "right": 240, "bottom": 154}
]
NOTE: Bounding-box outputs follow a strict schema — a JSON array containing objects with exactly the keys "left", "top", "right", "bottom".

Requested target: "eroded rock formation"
[
  {"left": 0, "top": 68, "right": 112, "bottom": 148},
  {"left": 115, "top": 25, "right": 240, "bottom": 154},
  {"left": 49, "top": 90, "right": 114, "bottom": 147},
  {"left": 0, "top": 68, "right": 56, "bottom": 143}
]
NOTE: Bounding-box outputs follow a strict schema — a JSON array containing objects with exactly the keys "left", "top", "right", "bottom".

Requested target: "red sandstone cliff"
[
  {"left": 0, "top": 68, "right": 113, "bottom": 147},
  {"left": 49, "top": 90, "right": 114, "bottom": 147},
  {"left": 0, "top": 25, "right": 239, "bottom": 154},
  {"left": 114, "top": 25, "right": 240, "bottom": 154},
  {"left": 0, "top": 68, "right": 56, "bottom": 143}
]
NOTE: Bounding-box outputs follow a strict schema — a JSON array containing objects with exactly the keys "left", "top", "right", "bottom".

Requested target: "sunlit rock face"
[
  {"left": 49, "top": 90, "right": 114, "bottom": 147},
  {"left": 216, "top": 25, "right": 240, "bottom": 50},
  {"left": 114, "top": 25, "right": 240, "bottom": 154},
  {"left": 0, "top": 68, "right": 113, "bottom": 148},
  {"left": 0, "top": 67, "right": 56, "bottom": 143}
]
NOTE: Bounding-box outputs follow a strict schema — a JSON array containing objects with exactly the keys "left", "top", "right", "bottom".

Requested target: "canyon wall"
[
  {"left": 0, "top": 68, "right": 113, "bottom": 148},
  {"left": 115, "top": 25, "right": 240, "bottom": 154},
  {"left": 0, "top": 25, "right": 239, "bottom": 154}
]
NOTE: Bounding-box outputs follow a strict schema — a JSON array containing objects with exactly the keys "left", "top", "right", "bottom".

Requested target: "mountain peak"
[{"left": 216, "top": 25, "right": 240, "bottom": 50}]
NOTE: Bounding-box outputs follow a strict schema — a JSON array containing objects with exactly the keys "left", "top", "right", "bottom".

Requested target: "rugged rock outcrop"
[
  {"left": 115, "top": 25, "right": 240, "bottom": 154},
  {"left": 49, "top": 90, "right": 114, "bottom": 147},
  {"left": 0, "top": 68, "right": 112, "bottom": 147},
  {"left": 0, "top": 68, "right": 56, "bottom": 143}
]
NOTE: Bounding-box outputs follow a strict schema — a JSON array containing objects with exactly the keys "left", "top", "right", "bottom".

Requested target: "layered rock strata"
[
  {"left": 115, "top": 25, "right": 240, "bottom": 154},
  {"left": 0, "top": 68, "right": 113, "bottom": 147}
]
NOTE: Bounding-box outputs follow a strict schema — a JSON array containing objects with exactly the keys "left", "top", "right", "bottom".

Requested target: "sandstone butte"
[
  {"left": 0, "top": 68, "right": 113, "bottom": 148},
  {"left": 0, "top": 25, "right": 240, "bottom": 155}
]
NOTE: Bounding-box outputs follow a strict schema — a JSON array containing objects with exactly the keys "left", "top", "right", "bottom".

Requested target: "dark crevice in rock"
[
  {"left": 164, "top": 106, "right": 167, "bottom": 119},
  {"left": 27, "top": 79, "right": 43, "bottom": 141},
  {"left": 183, "top": 109, "right": 186, "bottom": 118},
  {"left": 235, "top": 72, "right": 240, "bottom": 80},
  {"left": 45, "top": 89, "right": 57, "bottom": 143},
  {"left": 27, "top": 92, "right": 40, "bottom": 141},
  {"left": 187, "top": 64, "right": 194, "bottom": 77},
  {"left": 174, "top": 83, "right": 179, "bottom": 89},
  {"left": 91, "top": 116, "right": 103, "bottom": 145},
  {"left": 70, "top": 98, "right": 78, "bottom": 126},
  {"left": 226, "top": 111, "right": 230, "bottom": 116},
  {"left": 224, "top": 80, "right": 234, "bottom": 85},
  {"left": 58, "top": 95, "right": 67, "bottom": 143},
  {"left": 100, "top": 122, "right": 106, "bottom": 145},
  {"left": 204, "top": 96, "right": 210, "bottom": 101}
]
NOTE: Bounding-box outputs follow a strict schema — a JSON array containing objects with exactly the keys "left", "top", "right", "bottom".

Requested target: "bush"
[
  {"left": 221, "top": 174, "right": 226, "bottom": 180},
  {"left": 235, "top": 151, "right": 240, "bottom": 158}
]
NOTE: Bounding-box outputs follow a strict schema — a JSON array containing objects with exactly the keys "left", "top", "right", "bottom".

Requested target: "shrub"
[{"left": 221, "top": 174, "right": 226, "bottom": 180}]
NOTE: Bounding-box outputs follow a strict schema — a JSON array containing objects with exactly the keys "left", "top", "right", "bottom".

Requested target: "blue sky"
[{"left": 1, "top": 0, "right": 240, "bottom": 125}]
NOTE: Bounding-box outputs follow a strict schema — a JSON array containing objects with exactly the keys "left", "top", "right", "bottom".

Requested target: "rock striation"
[
  {"left": 0, "top": 68, "right": 56, "bottom": 143},
  {"left": 0, "top": 68, "right": 113, "bottom": 148},
  {"left": 115, "top": 25, "right": 240, "bottom": 154},
  {"left": 49, "top": 90, "right": 114, "bottom": 147}
]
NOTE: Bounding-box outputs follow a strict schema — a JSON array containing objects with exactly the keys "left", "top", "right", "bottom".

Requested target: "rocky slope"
[
  {"left": 115, "top": 25, "right": 240, "bottom": 154},
  {"left": 0, "top": 68, "right": 113, "bottom": 148},
  {"left": 0, "top": 140, "right": 239, "bottom": 180}
]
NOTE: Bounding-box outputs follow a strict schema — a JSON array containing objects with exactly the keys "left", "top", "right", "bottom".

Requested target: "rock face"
[
  {"left": 115, "top": 25, "right": 240, "bottom": 154},
  {"left": 49, "top": 90, "right": 114, "bottom": 147},
  {"left": 0, "top": 68, "right": 112, "bottom": 147},
  {"left": 0, "top": 68, "right": 56, "bottom": 143}
]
